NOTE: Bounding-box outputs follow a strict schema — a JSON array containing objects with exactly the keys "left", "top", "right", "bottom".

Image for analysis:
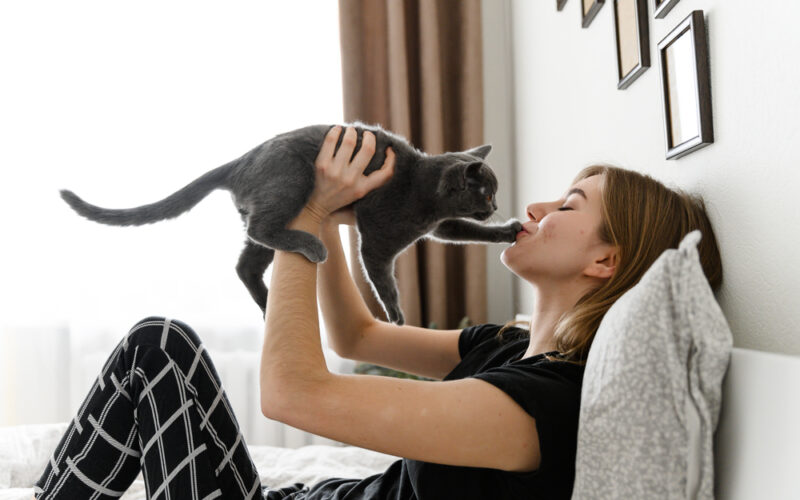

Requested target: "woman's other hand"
[
  {"left": 325, "top": 207, "right": 357, "bottom": 227},
  {"left": 306, "top": 125, "right": 395, "bottom": 222}
]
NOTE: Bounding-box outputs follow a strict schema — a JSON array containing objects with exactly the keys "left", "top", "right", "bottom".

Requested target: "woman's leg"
[{"left": 33, "top": 316, "right": 264, "bottom": 499}]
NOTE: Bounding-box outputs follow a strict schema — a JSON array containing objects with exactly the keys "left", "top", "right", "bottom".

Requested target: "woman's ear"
[{"left": 585, "top": 246, "right": 619, "bottom": 280}]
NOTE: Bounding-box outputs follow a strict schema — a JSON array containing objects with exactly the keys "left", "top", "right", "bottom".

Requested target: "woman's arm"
[
  {"left": 317, "top": 217, "right": 375, "bottom": 357},
  {"left": 259, "top": 125, "right": 541, "bottom": 473},
  {"left": 260, "top": 125, "right": 394, "bottom": 405}
]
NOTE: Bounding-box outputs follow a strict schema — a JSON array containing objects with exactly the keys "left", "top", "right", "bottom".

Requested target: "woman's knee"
[
  {"left": 125, "top": 316, "right": 203, "bottom": 355},
  {"left": 123, "top": 317, "right": 212, "bottom": 386}
]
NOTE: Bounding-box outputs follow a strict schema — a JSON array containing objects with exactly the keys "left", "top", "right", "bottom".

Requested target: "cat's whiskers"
[{"left": 487, "top": 211, "right": 507, "bottom": 224}]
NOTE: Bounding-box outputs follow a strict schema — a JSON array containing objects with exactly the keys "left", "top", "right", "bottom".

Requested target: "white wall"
[{"left": 504, "top": 0, "right": 800, "bottom": 355}]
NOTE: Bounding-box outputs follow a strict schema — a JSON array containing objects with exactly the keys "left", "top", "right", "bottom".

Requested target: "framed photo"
[
  {"left": 654, "top": 0, "right": 680, "bottom": 19},
  {"left": 657, "top": 10, "right": 713, "bottom": 159},
  {"left": 558, "top": 0, "right": 568, "bottom": 11},
  {"left": 582, "top": 0, "right": 605, "bottom": 28},
  {"left": 614, "top": 0, "right": 650, "bottom": 89}
]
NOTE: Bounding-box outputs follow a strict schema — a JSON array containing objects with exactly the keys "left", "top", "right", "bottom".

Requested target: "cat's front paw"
[
  {"left": 497, "top": 219, "right": 524, "bottom": 242},
  {"left": 301, "top": 241, "right": 328, "bottom": 263}
]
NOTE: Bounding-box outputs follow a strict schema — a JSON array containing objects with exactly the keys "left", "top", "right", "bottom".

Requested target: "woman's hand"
[{"left": 305, "top": 125, "right": 395, "bottom": 222}]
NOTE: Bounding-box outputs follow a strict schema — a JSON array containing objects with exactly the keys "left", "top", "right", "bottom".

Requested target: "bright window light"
[{"left": 0, "top": 1, "right": 346, "bottom": 332}]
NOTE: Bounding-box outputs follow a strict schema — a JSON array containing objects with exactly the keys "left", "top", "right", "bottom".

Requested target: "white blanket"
[{"left": 0, "top": 422, "right": 400, "bottom": 500}]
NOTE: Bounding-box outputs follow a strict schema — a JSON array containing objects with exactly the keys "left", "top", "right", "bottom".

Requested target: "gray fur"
[{"left": 60, "top": 122, "right": 522, "bottom": 324}]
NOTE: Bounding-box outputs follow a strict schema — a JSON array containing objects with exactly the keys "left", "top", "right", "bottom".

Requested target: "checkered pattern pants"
[{"left": 33, "top": 316, "right": 311, "bottom": 500}]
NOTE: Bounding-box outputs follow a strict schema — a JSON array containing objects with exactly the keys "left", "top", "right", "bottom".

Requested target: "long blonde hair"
[{"left": 499, "top": 165, "right": 723, "bottom": 366}]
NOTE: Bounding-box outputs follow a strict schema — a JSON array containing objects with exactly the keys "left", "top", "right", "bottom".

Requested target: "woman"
[{"left": 33, "top": 125, "right": 722, "bottom": 499}]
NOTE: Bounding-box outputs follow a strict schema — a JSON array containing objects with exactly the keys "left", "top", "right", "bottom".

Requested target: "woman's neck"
[{"left": 520, "top": 285, "right": 586, "bottom": 359}]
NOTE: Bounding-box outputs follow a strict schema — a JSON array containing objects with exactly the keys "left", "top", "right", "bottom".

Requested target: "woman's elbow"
[{"left": 260, "top": 377, "right": 286, "bottom": 420}]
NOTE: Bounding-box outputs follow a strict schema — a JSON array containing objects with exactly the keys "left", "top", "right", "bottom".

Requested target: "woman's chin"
[{"left": 500, "top": 248, "right": 517, "bottom": 272}]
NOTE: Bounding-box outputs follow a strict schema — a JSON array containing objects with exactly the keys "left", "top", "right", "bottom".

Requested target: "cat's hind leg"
[{"left": 236, "top": 240, "right": 275, "bottom": 314}]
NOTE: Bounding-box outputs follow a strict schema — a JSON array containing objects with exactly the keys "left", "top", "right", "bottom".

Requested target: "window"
[{"left": 0, "top": 1, "right": 350, "bottom": 433}]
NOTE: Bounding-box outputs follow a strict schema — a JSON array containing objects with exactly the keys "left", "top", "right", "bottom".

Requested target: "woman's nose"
[
  {"left": 526, "top": 201, "right": 556, "bottom": 221},
  {"left": 526, "top": 204, "right": 538, "bottom": 221},
  {"left": 526, "top": 203, "right": 542, "bottom": 221}
]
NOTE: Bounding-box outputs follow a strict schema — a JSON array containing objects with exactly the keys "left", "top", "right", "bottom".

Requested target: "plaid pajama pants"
[{"left": 33, "top": 316, "right": 311, "bottom": 500}]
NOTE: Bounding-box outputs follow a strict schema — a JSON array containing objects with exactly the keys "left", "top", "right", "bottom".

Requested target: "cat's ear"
[
  {"left": 465, "top": 161, "right": 482, "bottom": 179},
  {"left": 438, "top": 162, "right": 484, "bottom": 195},
  {"left": 464, "top": 144, "right": 492, "bottom": 160},
  {"left": 438, "top": 165, "right": 466, "bottom": 194}
]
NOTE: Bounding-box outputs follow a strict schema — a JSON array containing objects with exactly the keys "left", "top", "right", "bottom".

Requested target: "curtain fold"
[{"left": 338, "top": 0, "right": 486, "bottom": 329}]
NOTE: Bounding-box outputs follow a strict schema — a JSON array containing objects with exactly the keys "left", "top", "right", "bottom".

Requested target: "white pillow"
[{"left": 571, "top": 230, "right": 733, "bottom": 500}]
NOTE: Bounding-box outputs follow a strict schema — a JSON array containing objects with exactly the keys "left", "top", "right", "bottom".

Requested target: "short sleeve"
[
  {"left": 470, "top": 363, "right": 584, "bottom": 474},
  {"left": 458, "top": 323, "right": 503, "bottom": 360}
]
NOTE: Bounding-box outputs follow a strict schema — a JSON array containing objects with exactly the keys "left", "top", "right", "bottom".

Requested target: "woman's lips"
[{"left": 515, "top": 223, "right": 536, "bottom": 241}]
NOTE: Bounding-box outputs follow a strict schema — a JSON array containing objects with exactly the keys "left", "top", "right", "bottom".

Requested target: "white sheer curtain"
[{"left": 0, "top": 1, "right": 354, "bottom": 444}]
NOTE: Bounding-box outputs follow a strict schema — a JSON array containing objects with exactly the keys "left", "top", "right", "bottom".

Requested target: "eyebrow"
[{"left": 563, "top": 188, "right": 588, "bottom": 201}]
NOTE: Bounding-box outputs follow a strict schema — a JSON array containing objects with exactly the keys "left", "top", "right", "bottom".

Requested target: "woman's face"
[{"left": 501, "top": 174, "right": 617, "bottom": 285}]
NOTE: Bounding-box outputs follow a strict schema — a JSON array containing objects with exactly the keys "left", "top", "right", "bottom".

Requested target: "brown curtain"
[{"left": 337, "top": 0, "right": 486, "bottom": 329}]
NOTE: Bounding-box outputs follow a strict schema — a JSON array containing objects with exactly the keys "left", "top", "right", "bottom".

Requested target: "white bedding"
[{"left": 0, "top": 422, "right": 400, "bottom": 500}]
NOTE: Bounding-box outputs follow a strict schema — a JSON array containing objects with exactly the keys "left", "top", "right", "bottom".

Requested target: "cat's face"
[
  {"left": 462, "top": 163, "right": 498, "bottom": 220},
  {"left": 437, "top": 156, "right": 499, "bottom": 220}
]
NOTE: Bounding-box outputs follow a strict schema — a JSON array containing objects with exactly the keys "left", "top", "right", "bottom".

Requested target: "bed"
[
  {"left": 0, "top": 422, "right": 400, "bottom": 500},
  {"left": 4, "top": 346, "right": 799, "bottom": 500}
]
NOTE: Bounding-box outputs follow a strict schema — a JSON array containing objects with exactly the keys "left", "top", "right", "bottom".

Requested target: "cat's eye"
[{"left": 486, "top": 194, "right": 493, "bottom": 202}]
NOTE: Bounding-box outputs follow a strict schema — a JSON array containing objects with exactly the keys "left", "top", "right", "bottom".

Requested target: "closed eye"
[{"left": 557, "top": 206, "right": 573, "bottom": 211}]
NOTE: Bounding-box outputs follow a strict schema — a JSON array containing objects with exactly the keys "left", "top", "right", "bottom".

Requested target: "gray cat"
[{"left": 60, "top": 122, "right": 522, "bottom": 324}]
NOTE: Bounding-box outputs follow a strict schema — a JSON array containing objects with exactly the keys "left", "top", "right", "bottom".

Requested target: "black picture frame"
[
  {"left": 614, "top": 0, "right": 650, "bottom": 89},
  {"left": 558, "top": 0, "right": 568, "bottom": 11},
  {"left": 654, "top": 0, "right": 680, "bottom": 19},
  {"left": 657, "top": 10, "right": 714, "bottom": 159},
  {"left": 582, "top": 0, "right": 605, "bottom": 28}
]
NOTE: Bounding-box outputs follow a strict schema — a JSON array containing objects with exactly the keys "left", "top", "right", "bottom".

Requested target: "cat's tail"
[{"left": 60, "top": 163, "right": 234, "bottom": 226}]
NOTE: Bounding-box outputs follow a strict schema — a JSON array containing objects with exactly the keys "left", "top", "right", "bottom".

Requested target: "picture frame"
[
  {"left": 558, "top": 0, "right": 568, "bottom": 11},
  {"left": 657, "top": 10, "right": 714, "bottom": 159},
  {"left": 613, "top": 0, "right": 650, "bottom": 89},
  {"left": 582, "top": 0, "right": 605, "bottom": 28},
  {"left": 654, "top": 0, "right": 680, "bottom": 19}
]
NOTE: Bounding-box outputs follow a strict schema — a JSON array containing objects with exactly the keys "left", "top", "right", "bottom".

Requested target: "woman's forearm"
[
  {"left": 318, "top": 222, "right": 375, "bottom": 357},
  {"left": 261, "top": 209, "right": 330, "bottom": 411}
]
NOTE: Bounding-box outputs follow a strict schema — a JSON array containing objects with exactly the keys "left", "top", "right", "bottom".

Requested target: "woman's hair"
[{"left": 498, "top": 164, "right": 723, "bottom": 366}]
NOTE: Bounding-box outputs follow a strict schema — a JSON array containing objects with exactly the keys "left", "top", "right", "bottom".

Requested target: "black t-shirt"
[{"left": 280, "top": 323, "right": 585, "bottom": 500}]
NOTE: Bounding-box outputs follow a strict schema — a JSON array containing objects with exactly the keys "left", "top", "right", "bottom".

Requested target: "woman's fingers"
[
  {"left": 350, "top": 130, "right": 376, "bottom": 175},
  {"left": 316, "top": 125, "right": 342, "bottom": 168},
  {"left": 310, "top": 125, "right": 395, "bottom": 212},
  {"left": 333, "top": 126, "right": 358, "bottom": 171},
  {"left": 360, "top": 147, "right": 395, "bottom": 194}
]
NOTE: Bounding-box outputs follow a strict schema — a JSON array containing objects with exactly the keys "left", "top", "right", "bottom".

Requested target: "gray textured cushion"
[{"left": 571, "top": 230, "right": 733, "bottom": 500}]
